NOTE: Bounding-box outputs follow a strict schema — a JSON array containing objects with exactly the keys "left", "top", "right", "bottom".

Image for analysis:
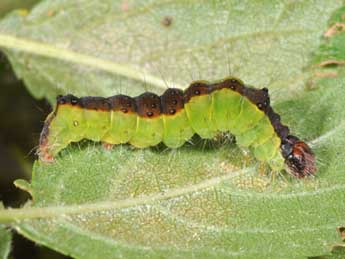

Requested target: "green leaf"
[
  {"left": 0, "top": 205, "right": 12, "bottom": 259},
  {"left": 0, "top": 0, "right": 342, "bottom": 103},
  {"left": 0, "top": 0, "right": 39, "bottom": 18},
  {"left": 0, "top": 1, "right": 345, "bottom": 258},
  {"left": 0, "top": 227, "right": 11, "bottom": 259},
  {"left": 1, "top": 69, "right": 342, "bottom": 259},
  {"left": 312, "top": 6, "right": 345, "bottom": 65}
]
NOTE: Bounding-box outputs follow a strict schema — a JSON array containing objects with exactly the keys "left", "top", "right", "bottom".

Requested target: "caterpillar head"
[{"left": 281, "top": 135, "right": 316, "bottom": 178}]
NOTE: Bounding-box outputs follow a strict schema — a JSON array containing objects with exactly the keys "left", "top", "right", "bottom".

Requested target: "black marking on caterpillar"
[{"left": 39, "top": 78, "right": 316, "bottom": 178}]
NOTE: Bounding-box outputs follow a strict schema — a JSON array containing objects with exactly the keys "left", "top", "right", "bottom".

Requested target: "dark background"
[
  {"left": 0, "top": 46, "right": 69, "bottom": 259},
  {"left": 0, "top": 2, "right": 70, "bottom": 258}
]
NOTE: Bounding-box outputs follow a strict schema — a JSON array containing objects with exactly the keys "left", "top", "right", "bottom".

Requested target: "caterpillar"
[{"left": 38, "top": 77, "right": 316, "bottom": 178}]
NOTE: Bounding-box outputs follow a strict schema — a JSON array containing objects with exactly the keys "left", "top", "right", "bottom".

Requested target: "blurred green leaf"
[
  {"left": 0, "top": 215, "right": 11, "bottom": 259},
  {"left": 0, "top": 1, "right": 344, "bottom": 258},
  {"left": 0, "top": 0, "right": 40, "bottom": 18},
  {"left": 0, "top": 0, "right": 342, "bottom": 103}
]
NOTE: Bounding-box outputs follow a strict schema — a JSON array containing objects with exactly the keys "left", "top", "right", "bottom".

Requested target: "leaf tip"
[{"left": 13, "top": 179, "right": 33, "bottom": 197}]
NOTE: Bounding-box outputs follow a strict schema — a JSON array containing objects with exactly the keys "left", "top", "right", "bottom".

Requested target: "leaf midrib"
[
  {"left": 0, "top": 168, "right": 251, "bottom": 223},
  {"left": 2, "top": 169, "right": 345, "bottom": 224},
  {"left": 0, "top": 34, "right": 178, "bottom": 91}
]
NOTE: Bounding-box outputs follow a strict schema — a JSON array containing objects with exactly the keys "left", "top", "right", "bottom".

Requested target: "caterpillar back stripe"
[{"left": 38, "top": 77, "right": 316, "bottom": 178}]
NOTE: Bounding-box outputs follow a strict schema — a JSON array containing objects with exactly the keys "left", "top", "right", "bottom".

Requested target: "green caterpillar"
[{"left": 39, "top": 78, "right": 316, "bottom": 178}]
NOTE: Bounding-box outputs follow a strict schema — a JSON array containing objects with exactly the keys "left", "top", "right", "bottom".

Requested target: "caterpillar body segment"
[
  {"left": 160, "top": 88, "right": 194, "bottom": 148},
  {"left": 39, "top": 78, "right": 316, "bottom": 178}
]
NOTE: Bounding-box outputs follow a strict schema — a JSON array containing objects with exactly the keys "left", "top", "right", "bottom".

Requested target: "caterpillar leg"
[
  {"left": 269, "top": 170, "right": 288, "bottom": 185},
  {"left": 258, "top": 162, "right": 269, "bottom": 177},
  {"left": 103, "top": 142, "right": 114, "bottom": 150},
  {"left": 38, "top": 147, "right": 55, "bottom": 163},
  {"left": 240, "top": 148, "right": 252, "bottom": 168},
  {"left": 257, "top": 163, "right": 288, "bottom": 185}
]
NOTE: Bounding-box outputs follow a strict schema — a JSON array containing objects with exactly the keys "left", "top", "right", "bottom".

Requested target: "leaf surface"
[
  {"left": 0, "top": 208, "right": 12, "bottom": 259},
  {"left": 0, "top": 0, "right": 341, "bottom": 102}
]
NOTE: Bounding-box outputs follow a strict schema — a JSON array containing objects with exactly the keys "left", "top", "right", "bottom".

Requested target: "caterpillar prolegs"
[{"left": 38, "top": 78, "right": 316, "bottom": 178}]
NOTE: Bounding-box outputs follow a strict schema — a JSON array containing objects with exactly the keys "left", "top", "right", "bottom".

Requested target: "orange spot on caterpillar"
[{"left": 103, "top": 143, "right": 114, "bottom": 150}]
